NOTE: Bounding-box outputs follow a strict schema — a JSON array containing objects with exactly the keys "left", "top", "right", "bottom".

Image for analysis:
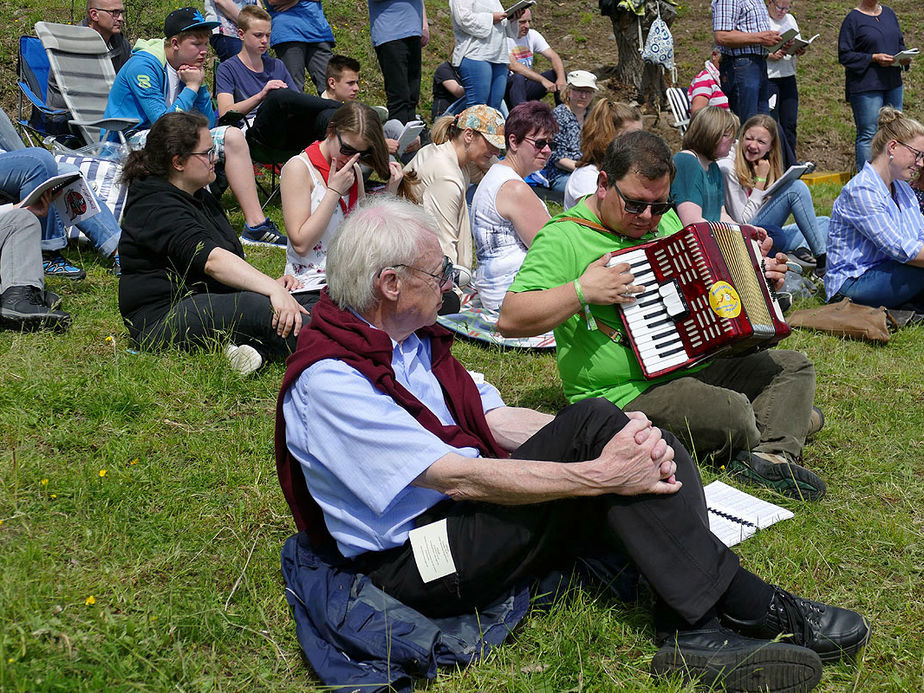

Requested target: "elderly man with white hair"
[{"left": 275, "top": 196, "right": 869, "bottom": 692}]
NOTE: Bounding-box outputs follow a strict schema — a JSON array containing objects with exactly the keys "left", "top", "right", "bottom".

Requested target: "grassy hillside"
[{"left": 1, "top": 1, "right": 924, "bottom": 692}]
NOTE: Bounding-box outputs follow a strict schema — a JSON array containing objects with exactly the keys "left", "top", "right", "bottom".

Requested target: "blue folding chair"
[{"left": 16, "top": 35, "right": 73, "bottom": 147}]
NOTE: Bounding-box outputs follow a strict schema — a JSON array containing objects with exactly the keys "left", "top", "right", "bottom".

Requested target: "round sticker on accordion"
[{"left": 708, "top": 281, "right": 741, "bottom": 318}]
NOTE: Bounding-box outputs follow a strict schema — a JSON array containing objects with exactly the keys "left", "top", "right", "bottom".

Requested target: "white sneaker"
[{"left": 225, "top": 344, "right": 263, "bottom": 376}]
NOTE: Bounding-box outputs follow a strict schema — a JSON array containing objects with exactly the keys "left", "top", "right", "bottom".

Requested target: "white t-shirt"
[
  {"left": 767, "top": 13, "right": 799, "bottom": 79},
  {"left": 507, "top": 28, "right": 550, "bottom": 72},
  {"left": 564, "top": 164, "right": 599, "bottom": 210}
]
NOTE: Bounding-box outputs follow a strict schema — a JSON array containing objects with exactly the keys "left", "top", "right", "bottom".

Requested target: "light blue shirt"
[
  {"left": 826, "top": 162, "right": 924, "bottom": 298},
  {"left": 283, "top": 330, "right": 505, "bottom": 558}
]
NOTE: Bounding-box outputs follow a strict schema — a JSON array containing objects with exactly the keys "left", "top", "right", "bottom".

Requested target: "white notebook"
[{"left": 705, "top": 480, "right": 794, "bottom": 547}]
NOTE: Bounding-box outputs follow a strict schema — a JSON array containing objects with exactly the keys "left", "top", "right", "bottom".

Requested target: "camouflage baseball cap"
[{"left": 456, "top": 105, "right": 506, "bottom": 150}]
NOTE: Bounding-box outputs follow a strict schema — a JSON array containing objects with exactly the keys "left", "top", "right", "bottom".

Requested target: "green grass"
[{"left": 2, "top": 1, "right": 924, "bottom": 691}]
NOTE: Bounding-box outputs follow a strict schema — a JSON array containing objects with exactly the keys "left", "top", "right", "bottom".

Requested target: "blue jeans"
[
  {"left": 719, "top": 54, "right": 769, "bottom": 123},
  {"left": 836, "top": 260, "right": 924, "bottom": 309},
  {"left": 751, "top": 179, "right": 827, "bottom": 256},
  {"left": 849, "top": 86, "right": 903, "bottom": 171},
  {"left": 0, "top": 148, "right": 120, "bottom": 256},
  {"left": 457, "top": 58, "right": 507, "bottom": 111}
]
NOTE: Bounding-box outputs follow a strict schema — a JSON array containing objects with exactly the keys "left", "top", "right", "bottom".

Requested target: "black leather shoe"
[
  {"left": 651, "top": 626, "right": 822, "bottom": 692},
  {"left": 722, "top": 586, "right": 871, "bottom": 663},
  {"left": 0, "top": 285, "right": 71, "bottom": 332}
]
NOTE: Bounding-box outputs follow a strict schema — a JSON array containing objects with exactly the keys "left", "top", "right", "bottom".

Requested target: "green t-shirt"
[
  {"left": 508, "top": 200, "right": 706, "bottom": 407},
  {"left": 671, "top": 151, "right": 724, "bottom": 223}
]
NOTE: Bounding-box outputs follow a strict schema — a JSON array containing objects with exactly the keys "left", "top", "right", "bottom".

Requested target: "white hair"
[{"left": 326, "top": 195, "right": 438, "bottom": 313}]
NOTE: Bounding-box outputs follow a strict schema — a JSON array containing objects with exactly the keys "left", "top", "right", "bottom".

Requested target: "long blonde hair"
[
  {"left": 734, "top": 114, "right": 783, "bottom": 189},
  {"left": 578, "top": 100, "right": 642, "bottom": 168}
]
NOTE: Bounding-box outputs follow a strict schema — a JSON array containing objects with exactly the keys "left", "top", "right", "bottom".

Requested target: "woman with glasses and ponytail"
[
  {"left": 826, "top": 106, "right": 924, "bottom": 310},
  {"left": 280, "top": 102, "right": 402, "bottom": 293},
  {"left": 471, "top": 101, "right": 557, "bottom": 311},
  {"left": 118, "top": 112, "right": 309, "bottom": 374}
]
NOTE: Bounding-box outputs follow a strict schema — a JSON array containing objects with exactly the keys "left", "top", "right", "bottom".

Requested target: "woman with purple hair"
[{"left": 471, "top": 101, "right": 557, "bottom": 310}]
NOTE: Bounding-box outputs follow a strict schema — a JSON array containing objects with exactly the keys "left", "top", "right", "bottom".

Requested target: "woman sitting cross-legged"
[
  {"left": 118, "top": 112, "right": 310, "bottom": 375},
  {"left": 826, "top": 106, "right": 924, "bottom": 310},
  {"left": 279, "top": 102, "right": 401, "bottom": 301},
  {"left": 718, "top": 114, "right": 828, "bottom": 271},
  {"left": 471, "top": 101, "right": 556, "bottom": 311}
]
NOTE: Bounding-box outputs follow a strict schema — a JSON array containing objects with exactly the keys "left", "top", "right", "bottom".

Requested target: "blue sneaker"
[
  {"left": 42, "top": 252, "right": 86, "bottom": 280},
  {"left": 241, "top": 218, "right": 287, "bottom": 247}
]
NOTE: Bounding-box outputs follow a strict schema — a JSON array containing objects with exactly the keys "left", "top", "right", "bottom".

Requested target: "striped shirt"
[
  {"left": 712, "top": 0, "right": 771, "bottom": 57},
  {"left": 689, "top": 64, "right": 729, "bottom": 109},
  {"left": 825, "top": 162, "right": 924, "bottom": 298}
]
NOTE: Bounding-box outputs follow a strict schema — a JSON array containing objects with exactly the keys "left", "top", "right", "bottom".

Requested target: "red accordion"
[{"left": 608, "top": 222, "right": 791, "bottom": 379}]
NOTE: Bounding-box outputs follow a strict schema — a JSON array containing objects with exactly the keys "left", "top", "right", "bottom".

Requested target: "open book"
[
  {"left": 892, "top": 48, "right": 919, "bottom": 64},
  {"left": 396, "top": 120, "right": 426, "bottom": 156},
  {"left": 705, "top": 480, "right": 794, "bottom": 547},
  {"left": 768, "top": 27, "right": 799, "bottom": 54},
  {"left": 504, "top": 0, "right": 535, "bottom": 16},
  {"left": 788, "top": 33, "right": 820, "bottom": 52},
  {"left": 21, "top": 172, "right": 101, "bottom": 225},
  {"left": 765, "top": 161, "right": 816, "bottom": 197}
]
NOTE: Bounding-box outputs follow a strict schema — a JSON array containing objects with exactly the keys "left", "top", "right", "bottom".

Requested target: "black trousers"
[
  {"left": 131, "top": 290, "right": 320, "bottom": 359},
  {"left": 374, "top": 36, "right": 422, "bottom": 124},
  {"left": 354, "top": 398, "right": 740, "bottom": 625},
  {"left": 247, "top": 90, "right": 341, "bottom": 154},
  {"left": 505, "top": 69, "right": 561, "bottom": 109}
]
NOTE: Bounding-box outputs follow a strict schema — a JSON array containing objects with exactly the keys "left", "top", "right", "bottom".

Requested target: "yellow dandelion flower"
[
  {"left": 85, "top": 595, "right": 96, "bottom": 606},
  {"left": 7, "top": 657, "right": 12, "bottom": 664},
  {"left": 41, "top": 478, "right": 48, "bottom": 486},
  {"left": 99, "top": 469, "right": 107, "bottom": 477},
  {"left": 51, "top": 494, "right": 57, "bottom": 499},
  {"left": 105, "top": 335, "right": 113, "bottom": 343},
  {"left": 0, "top": 520, "right": 4, "bottom": 526},
  {"left": 130, "top": 458, "right": 139, "bottom": 465}
]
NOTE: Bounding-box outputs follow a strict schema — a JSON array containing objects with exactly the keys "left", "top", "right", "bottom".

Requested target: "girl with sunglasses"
[
  {"left": 471, "top": 101, "right": 557, "bottom": 311},
  {"left": 825, "top": 107, "right": 924, "bottom": 310},
  {"left": 280, "top": 102, "right": 401, "bottom": 294},
  {"left": 118, "top": 112, "right": 309, "bottom": 374}
]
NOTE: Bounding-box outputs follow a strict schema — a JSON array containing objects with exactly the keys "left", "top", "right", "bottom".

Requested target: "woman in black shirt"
[{"left": 118, "top": 112, "right": 309, "bottom": 372}]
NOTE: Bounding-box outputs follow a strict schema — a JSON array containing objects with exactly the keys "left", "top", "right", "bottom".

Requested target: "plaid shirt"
[
  {"left": 825, "top": 163, "right": 924, "bottom": 298},
  {"left": 712, "top": 0, "right": 771, "bottom": 57}
]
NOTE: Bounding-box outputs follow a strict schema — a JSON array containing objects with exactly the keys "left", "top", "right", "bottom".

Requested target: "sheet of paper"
[
  {"left": 396, "top": 120, "right": 425, "bottom": 156},
  {"left": 769, "top": 27, "right": 799, "bottom": 54},
  {"left": 707, "top": 509, "right": 757, "bottom": 547},
  {"left": 504, "top": 0, "right": 535, "bottom": 17},
  {"left": 765, "top": 162, "right": 815, "bottom": 197},
  {"left": 51, "top": 176, "right": 100, "bottom": 225},
  {"left": 20, "top": 172, "right": 82, "bottom": 208},
  {"left": 408, "top": 519, "right": 457, "bottom": 583},
  {"left": 892, "top": 48, "right": 919, "bottom": 64}
]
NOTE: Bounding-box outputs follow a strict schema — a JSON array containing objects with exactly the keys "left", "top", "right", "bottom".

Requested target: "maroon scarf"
[
  {"left": 305, "top": 141, "right": 359, "bottom": 215},
  {"left": 274, "top": 291, "right": 509, "bottom": 548}
]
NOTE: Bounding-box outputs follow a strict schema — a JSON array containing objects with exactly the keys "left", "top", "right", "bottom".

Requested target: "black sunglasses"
[
  {"left": 390, "top": 255, "right": 454, "bottom": 287},
  {"left": 336, "top": 132, "right": 372, "bottom": 160},
  {"left": 612, "top": 182, "right": 673, "bottom": 216},
  {"left": 522, "top": 136, "right": 557, "bottom": 152}
]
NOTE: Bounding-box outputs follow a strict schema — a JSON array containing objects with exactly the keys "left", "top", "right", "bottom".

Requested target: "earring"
[{"left": 890, "top": 154, "right": 894, "bottom": 161}]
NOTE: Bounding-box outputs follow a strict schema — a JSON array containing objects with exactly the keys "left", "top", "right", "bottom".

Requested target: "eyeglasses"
[
  {"left": 336, "top": 132, "right": 372, "bottom": 160},
  {"left": 522, "top": 137, "right": 557, "bottom": 152},
  {"left": 390, "top": 255, "right": 454, "bottom": 287},
  {"left": 771, "top": 1, "right": 790, "bottom": 13},
  {"left": 190, "top": 147, "right": 217, "bottom": 163},
  {"left": 898, "top": 141, "right": 924, "bottom": 163},
  {"left": 92, "top": 7, "right": 125, "bottom": 17},
  {"left": 611, "top": 182, "right": 673, "bottom": 216}
]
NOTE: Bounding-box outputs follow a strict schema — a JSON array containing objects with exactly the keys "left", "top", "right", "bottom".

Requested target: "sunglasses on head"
[
  {"left": 336, "top": 131, "right": 372, "bottom": 160},
  {"left": 612, "top": 182, "right": 673, "bottom": 215}
]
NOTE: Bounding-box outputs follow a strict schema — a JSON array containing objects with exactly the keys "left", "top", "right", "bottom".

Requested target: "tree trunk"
[{"left": 607, "top": 1, "right": 677, "bottom": 110}]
